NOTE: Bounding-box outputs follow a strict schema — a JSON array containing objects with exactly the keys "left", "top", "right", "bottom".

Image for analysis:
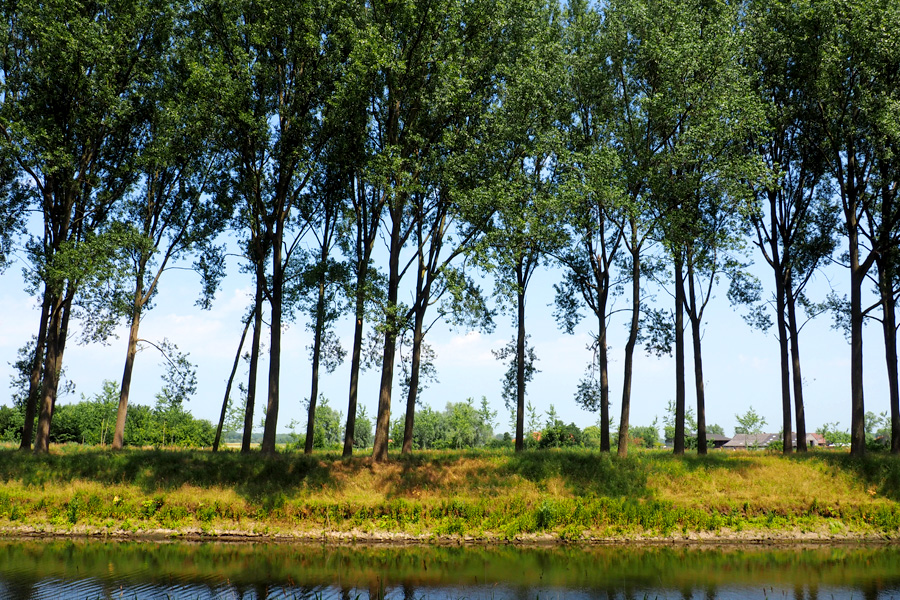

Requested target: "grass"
[{"left": 0, "top": 444, "right": 899, "bottom": 541}]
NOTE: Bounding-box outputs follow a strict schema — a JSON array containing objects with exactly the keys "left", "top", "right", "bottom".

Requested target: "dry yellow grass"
[{"left": 0, "top": 446, "right": 898, "bottom": 539}]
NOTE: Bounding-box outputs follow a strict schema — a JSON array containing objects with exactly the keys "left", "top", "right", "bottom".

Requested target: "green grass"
[{"left": 0, "top": 444, "right": 899, "bottom": 540}]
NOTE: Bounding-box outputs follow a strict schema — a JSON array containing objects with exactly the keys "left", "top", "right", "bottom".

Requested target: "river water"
[{"left": 1, "top": 538, "right": 899, "bottom": 599}]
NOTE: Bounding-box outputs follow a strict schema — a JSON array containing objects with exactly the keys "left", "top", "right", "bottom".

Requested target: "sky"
[{"left": 0, "top": 220, "right": 892, "bottom": 441}]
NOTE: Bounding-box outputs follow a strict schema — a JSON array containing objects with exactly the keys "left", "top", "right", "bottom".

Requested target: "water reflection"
[{"left": 1, "top": 539, "right": 899, "bottom": 599}]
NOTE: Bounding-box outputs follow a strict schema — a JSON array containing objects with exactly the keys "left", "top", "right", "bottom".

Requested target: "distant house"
[
  {"left": 723, "top": 432, "right": 829, "bottom": 449},
  {"left": 707, "top": 434, "right": 731, "bottom": 449},
  {"left": 723, "top": 433, "right": 780, "bottom": 449},
  {"left": 793, "top": 432, "right": 827, "bottom": 448},
  {"left": 663, "top": 432, "right": 732, "bottom": 448}
]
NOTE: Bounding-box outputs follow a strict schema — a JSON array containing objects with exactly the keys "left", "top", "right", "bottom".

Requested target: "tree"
[
  {"left": 110, "top": 18, "right": 228, "bottom": 449},
  {"left": 745, "top": 0, "right": 839, "bottom": 455},
  {"left": 365, "top": 0, "right": 514, "bottom": 462},
  {"left": 555, "top": 0, "right": 625, "bottom": 453},
  {"left": 734, "top": 406, "right": 768, "bottom": 436},
  {"left": 635, "top": 0, "right": 761, "bottom": 455},
  {"left": 482, "top": 0, "right": 567, "bottom": 453},
  {"left": 198, "top": 0, "right": 346, "bottom": 455},
  {"left": 1, "top": 0, "right": 176, "bottom": 452},
  {"left": 809, "top": 0, "right": 900, "bottom": 455},
  {"left": 299, "top": 145, "right": 349, "bottom": 455}
]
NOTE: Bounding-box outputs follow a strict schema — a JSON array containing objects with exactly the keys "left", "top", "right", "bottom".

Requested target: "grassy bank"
[{"left": 1, "top": 445, "right": 899, "bottom": 542}]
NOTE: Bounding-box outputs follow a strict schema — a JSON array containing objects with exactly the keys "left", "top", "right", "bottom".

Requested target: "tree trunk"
[
  {"left": 599, "top": 312, "right": 610, "bottom": 453},
  {"left": 34, "top": 290, "right": 72, "bottom": 454},
  {"left": 617, "top": 226, "right": 640, "bottom": 458},
  {"left": 372, "top": 322, "right": 397, "bottom": 463},
  {"left": 304, "top": 273, "right": 327, "bottom": 454},
  {"left": 402, "top": 303, "right": 426, "bottom": 454},
  {"left": 242, "top": 276, "right": 264, "bottom": 453},
  {"left": 774, "top": 275, "right": 793, "bottom": 454},
  {"left": 848, "top": 208, "right": 866, "bottom": 457},
  {"left": 214, "top": 312, "right": 252, "bottom": 452},
  {"left": 515, "top": 262, "right": 526, "bottom": 453},
  {"left": 261, "top": 233, "right": 283, "bottom": 456},
  {"left": 785, "top": 277, "right": 806, "bottom": 453},
  {"left": 342, "top": 288, "right": 366, "bottom": 458},
  {"left": 20, "top": 292, "right": 50, "bottom": 451},
  {"left": 372, "top": 211, "right": 403, "bottom": 463},
  {"left": 878, "top": 260, "right": 900, "bottom": 454},
  {"left": 687, "top": 258, "right": 707, "bottom": 456},
  {"left": 674, "top": 252, "right": 686, "bottom": 456},
  {"left": 112, "top": 265, "right": 147, "bottom": 450}
]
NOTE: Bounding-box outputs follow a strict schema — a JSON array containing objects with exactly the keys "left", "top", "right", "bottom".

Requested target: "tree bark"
[
  {"left": 776, "top": 276, "right": 793, "bottom": 454},
  {"left": 846, "top": 177, "right": 866, "bottom": 456},
  {"left": 304, "top": 272, "right": 327, "bottom": 454},
  {"left": 372, "top": 204, "right": 403, "bottom": 463},
  {"left": 214, "top": 312, "right": 252, "bottom": 452},
  {"left": 673, "top": 252, "right": 686, "bottom": 456},
  {"left": 598, "top": 312, "right": 610, "bottom": 453},
  {"left": 617, "top": 223, "right": 640, "bottom": 457},
  {"left": 342, "top": 289, "right": 366, "bottom": 458},
  {"left": 785, "top": 276, "right": 806, "bottom": 453},
  {"left": 33, "top": 289, "right": 73, "bottom": 454},
  {"left": 112, "top": 264, "right": 146, "bottom": 450},
  {"left": 515, "top": 261, "right": 527, "bottom": 453},
  {"left": 687, "top": 254, "right": 707, "bottom": 456},
  {"left": 261, "top": 230, "right": 283, "bottom": 455},
  {"left": 401, "top": 304, "right": 426, "bottom": 454},
  {"left": 242, "top": 275, "right": 264, "bottom": 453},
  {"left": 20, "top": 292, "right": 50, "bottom": 451},
  {"left": 878, "top": 259, "right": 900, "bottom": 454}
]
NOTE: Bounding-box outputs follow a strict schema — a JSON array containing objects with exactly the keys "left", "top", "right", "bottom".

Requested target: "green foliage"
[
  {"left": 539, "top": 421, "right": 583, "bottom": 449},
  {"left": 735, "top": 406, "right": 768, "bottom": 435},
  {"left": 310, "top": 398, "right": 343, "bottom": 450},
  {"left": 390, "top": 398, "right": 496, "bottom": 451},
  {"left": 817, "top": 422, "right": 851, "bottom": 446},
  {"left": 353, "top": 405, "right": 373, "bottom": 449},
  {"left": 492, "top": 336, "right": 540, "bottom": 413},
  {"left": 0, "top": 405, "right": 23, "bottom": 442}
]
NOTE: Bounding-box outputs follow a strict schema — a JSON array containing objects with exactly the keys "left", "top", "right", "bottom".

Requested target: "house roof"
[
  {"left": 791, "top": 432, "right": 828, "bottom": 446},
  {"left": 723, "top": 433, "right": 780, "bottom": 448}
]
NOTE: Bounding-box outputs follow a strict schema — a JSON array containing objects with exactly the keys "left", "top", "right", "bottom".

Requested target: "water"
[{"left": 1, "top": 538, "right": 899, "bottom": 599}]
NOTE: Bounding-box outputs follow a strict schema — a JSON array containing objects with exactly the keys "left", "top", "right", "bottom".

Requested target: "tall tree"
[
  {"left": 625, "top": 0, "right": 761, "bottom": 455},
  {"left": 745, "top": 0, "right": 838, "bottom": 455},
  {"left": 810, "top": 0, "right": 900, "bottom": 455},
  {"left": 300, "top": 147, "right": 348, "bottom": 455},
  {"left": 110, "top": 20, "right": 228, "bottom": 449},
  {"left": 555, "top": 0, "right": 624, "bottom": 453},
  {"left": 367, "top": 0, "right": 513, "bottom": 462},
  {"left": 482, "top": 0, "right": 567, "bottom": 453},
  {"left": 1, "top": 0, "right": 175, "bottom": 452},
  {"left": 198, "top": 0, "right": 344, "bottom": 454}
]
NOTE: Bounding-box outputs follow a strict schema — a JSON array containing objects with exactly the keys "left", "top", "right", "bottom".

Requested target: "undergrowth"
[{"left": 0, "top": 445, "right": 898, "bottom": 539}]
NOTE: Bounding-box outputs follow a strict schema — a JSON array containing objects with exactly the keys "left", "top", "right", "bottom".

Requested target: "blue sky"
[{"left": 0, "top": 222, "right": 889, "bottom": 440}]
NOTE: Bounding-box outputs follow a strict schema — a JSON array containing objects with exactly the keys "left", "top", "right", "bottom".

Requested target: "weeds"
[{"left": 0, "top": 446, "right": 898, "bottom": 539}]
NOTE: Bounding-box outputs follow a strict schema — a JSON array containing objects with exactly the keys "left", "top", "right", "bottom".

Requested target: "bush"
[{"left": 539, "top": 422, "right": 582, "bottom": 448}]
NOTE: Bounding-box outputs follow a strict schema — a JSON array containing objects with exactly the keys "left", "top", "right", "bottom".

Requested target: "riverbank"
[{"left": 1, "top": 446, "right": 899, "bottom": 543}]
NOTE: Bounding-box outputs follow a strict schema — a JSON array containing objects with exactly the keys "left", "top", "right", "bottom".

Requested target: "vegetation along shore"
[{"left": 1, "top": 446, "right": 900, "bottom": 543}]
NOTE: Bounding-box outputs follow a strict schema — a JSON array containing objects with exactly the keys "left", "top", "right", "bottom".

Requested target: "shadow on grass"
[
  {"left": 503, "top": 449, "right": 651, "bottom": 498},
  {"left": 0, "top": 448, "right": 341, "bottom": 504},
  {"left": 793, "top": 450, "right": 900, "bottom": 501}
]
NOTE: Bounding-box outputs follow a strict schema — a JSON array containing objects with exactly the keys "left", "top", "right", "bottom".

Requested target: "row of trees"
[{"left": 2, "top": 0, "right": 898, "bottom": 459}]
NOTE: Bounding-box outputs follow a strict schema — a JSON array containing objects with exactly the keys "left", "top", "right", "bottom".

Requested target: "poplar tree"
[
  {"left": 1, "top": 0, "right": 176, "bottom": 452},
  {"left": 745, "top": 0, "right": 838, "bottom": 454},
  {"left": 483, "top": 0, "right": 567, "bottom": 453},
  {"left": 810, "top": 0, "right": 900, "bottom": 455},
  {"left": 197, "top": 0, "right": 346, "bottom": 454}
]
